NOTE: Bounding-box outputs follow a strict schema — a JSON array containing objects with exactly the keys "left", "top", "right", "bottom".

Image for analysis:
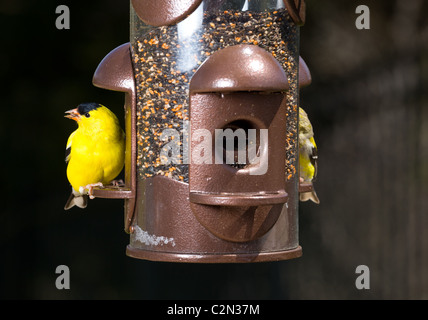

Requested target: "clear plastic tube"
[{"left": 130, "top": 0, "right": 299, "bottom": 184}]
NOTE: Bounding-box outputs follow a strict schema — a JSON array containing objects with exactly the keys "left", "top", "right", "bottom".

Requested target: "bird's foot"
[
  {"left": 110, "top": 179, "right": 125, "bottom": 187},
  {"left": 82, "top": 182, "right": 104, "bottom": 199}
]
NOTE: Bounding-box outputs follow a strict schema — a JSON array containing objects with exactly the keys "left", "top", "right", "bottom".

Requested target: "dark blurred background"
[{"left": 1, "top": 0, "right": 427, "bottom": 299}]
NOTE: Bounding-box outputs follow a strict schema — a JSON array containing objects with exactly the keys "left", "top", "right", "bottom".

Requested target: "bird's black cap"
[{"left": 77, "top": 102, "right": 101, "bottom": 115}]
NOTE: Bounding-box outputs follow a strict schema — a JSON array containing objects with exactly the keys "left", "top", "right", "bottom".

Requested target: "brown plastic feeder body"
[
  {"left": 132, "top": 0, "right": 306, "bottom": 26},
  {"left": 131, "top": 0, "right": 306, "bottom": 26},
  {"left": 131, "top": 0, "right": 203, "bottom": 27},
  {"left": 90, "top": 0, "right": 311, "bottom": 263},
  {"left": 188, "top": 45, "right": 289, "bottom": 242},
  {"left": 92, "top": 43, "right": 137, "bottom": 233},
  {"left": 284, "top": 0, "right": 306, "bottom": 26}
]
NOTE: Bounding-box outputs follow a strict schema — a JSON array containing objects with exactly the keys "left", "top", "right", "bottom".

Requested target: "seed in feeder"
[{"left": 133, "top": 8, "right": 299, "bottom": 182}]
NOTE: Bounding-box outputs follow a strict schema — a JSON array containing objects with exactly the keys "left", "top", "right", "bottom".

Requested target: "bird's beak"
[{"left": 64, "top": 108, "right": 81, "bottom": 121}]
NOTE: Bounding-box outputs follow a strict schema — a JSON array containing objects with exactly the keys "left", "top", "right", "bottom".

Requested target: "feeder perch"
[{"left": 90, "top": 0, "right": 312, "bottom": 263}]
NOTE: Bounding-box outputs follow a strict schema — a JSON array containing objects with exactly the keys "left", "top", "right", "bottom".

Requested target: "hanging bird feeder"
[{"left": 90, "top": 0, "right": 312, "bottom": 263}]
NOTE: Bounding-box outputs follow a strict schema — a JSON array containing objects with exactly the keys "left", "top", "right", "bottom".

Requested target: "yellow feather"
[{"left": 309, "top": 136, "right": 317, "bottom": 149}]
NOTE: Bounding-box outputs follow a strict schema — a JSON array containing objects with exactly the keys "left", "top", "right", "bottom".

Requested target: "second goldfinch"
[
  {"left": 64, "top": 102, "right": 125, "bottom": 210},
  {"left": 299, "top": 107, "right": 320, "bottom": 204}
]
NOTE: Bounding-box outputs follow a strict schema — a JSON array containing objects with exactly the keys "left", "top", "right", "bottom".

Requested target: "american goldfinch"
[
  {"left": 64, "top": 102, "right": 125, "bottom": 210},
  {"left": 299, "top": 107, "right": 320, "bottom": 204}
]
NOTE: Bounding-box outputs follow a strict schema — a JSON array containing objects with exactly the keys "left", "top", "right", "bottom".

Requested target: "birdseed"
[{"left": 131, "top": 8, "right": 299, "bottom": 183}]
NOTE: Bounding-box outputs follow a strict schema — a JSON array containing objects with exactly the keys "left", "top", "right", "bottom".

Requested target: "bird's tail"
[
  {"left": 299, "top": 190, "right": 320, "bottom": 204},
  {"left": 64, "top": 191, "right": 88, "bottom": 210}
]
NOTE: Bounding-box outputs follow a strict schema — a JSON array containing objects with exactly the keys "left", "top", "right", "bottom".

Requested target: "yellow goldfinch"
[
  {"left": 64, "top": 102, "right": 125, "bottom": 210},
  {"left": 299, "top": 107, "right": 320, "bottom": 204}
]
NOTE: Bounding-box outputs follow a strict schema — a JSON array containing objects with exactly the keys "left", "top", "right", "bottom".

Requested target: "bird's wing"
[
  {"left": 309, "top": 137, "right": 318, "bottom": 180},
  {"left": 65, "top": 130, "right": 76, "bottom": 163}
]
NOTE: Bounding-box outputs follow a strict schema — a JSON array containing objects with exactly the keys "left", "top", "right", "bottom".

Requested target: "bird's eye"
[{"left": 84, "top": 113, "right": 90, "bottom": 118}]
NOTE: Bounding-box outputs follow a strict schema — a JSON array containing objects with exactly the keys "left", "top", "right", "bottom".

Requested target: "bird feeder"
[{"left": 90, "top": 0, "right": 312, "bottom": 263}]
